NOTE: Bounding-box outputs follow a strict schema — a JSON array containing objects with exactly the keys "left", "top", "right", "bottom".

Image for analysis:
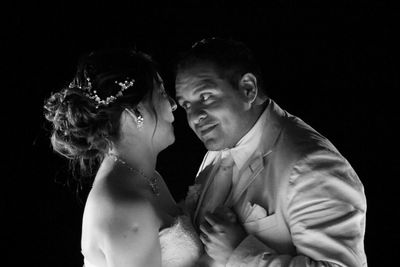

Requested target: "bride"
[{"left": 44, "top": 49, "right": 203, "bottom": 266}]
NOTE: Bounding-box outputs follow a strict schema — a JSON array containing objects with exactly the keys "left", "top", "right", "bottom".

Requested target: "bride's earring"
[
  {"left": 136, "top": 113, "right": 144, "bottom": 129},
  {"left": 125, "top": 108, "right": 144, "bottom": 129}
]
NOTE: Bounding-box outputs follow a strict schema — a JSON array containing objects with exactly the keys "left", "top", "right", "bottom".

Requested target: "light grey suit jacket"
[{"left": 193, "top": 100, "right": 367, "bottom": 266}]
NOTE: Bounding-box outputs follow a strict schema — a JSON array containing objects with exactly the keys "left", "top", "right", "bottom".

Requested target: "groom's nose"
[{"left": 187, "top": 105, "right": 208, "bottom": 127}]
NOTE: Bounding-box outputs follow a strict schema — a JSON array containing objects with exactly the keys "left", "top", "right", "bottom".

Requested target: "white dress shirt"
[{"left": 196, "top": 105, "right": 269, "bottom": 206}]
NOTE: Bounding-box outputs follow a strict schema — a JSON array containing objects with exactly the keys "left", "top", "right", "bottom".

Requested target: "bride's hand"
[{"left": 199, "top": 206, "right": 247, "bottom": 265}]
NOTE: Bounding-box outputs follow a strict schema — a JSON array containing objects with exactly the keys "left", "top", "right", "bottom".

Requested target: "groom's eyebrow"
[
  {"left": 176, "top": 80, "right": 217, "bottom": 100},
  {"left": 190, "top": 84, "right": 218, "bottom": 100},
  {"left": 191, "top": 80, "right": 218, "bottom": 95},
  {"left": 198, "top": 79, "right": 217, "bottom": 88}
]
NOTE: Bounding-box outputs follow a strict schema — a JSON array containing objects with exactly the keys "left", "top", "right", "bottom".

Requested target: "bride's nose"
[{"left": 168, "top": 96, "right": 177, "bottom": 111}]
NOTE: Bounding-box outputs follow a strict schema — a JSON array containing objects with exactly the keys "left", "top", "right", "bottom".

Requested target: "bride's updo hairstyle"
[{"left": 44, "top": 49, "right": 160, "bottom": 176}]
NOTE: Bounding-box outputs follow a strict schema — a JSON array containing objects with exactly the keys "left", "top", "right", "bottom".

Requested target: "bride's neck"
[{"left": 109, "top": 141, "right": 158, "bottom": 178}]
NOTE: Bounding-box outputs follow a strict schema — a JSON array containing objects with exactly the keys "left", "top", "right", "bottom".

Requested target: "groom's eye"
[{"left": 200, "top": 93, "right": 212, "bottom": 102}]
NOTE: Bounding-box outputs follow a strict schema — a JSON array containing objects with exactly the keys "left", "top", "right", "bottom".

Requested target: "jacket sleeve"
[{"left": 226, "top": 150, "right": 367, "bottom": 267}]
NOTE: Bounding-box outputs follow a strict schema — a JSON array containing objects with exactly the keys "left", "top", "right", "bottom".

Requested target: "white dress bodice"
[
  {"left": 159, "top": 215, "right": 203, "bottom": 267},
  {"left": 83, "top": 215, "right": 202, "bottom": 267}
]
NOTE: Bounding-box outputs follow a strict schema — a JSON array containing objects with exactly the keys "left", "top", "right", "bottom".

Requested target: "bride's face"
[{"left": 144, "top": 75, "right": 177, "bottom": 151}]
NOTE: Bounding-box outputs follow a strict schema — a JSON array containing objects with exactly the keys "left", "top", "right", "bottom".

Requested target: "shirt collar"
[{"left": 230, "top": 104, "right": 268, "bottom": 169}]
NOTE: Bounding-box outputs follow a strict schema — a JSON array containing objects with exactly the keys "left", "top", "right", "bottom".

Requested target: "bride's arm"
[{"left": 101, "top": 196, "right": 162, "bottom": 267}]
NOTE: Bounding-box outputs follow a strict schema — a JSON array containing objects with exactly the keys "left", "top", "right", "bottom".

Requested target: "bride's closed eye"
[
  {"left": 160, "top": 90, "right": 168, "bottom": 98},
  {"left": 158, "top": 84, "right": 169, "bottom": 98}
]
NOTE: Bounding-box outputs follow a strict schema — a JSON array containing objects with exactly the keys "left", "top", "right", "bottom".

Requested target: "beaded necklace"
[{"left": 108, "top": 153, "right": 159, "bottom": 196}]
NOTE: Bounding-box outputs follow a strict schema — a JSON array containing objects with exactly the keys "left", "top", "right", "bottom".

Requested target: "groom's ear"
[{"left": 239, "top": 73, "right": 258, "bottom": 106}]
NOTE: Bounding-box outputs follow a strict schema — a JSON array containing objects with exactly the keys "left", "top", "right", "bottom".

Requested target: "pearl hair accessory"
[{"left": 69, "top": 77, "right": 135, "bottom": 108}]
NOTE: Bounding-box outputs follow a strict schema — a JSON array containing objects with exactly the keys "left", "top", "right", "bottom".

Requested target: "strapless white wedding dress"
[
  {"left": 159, "top": 215, "right": 203, "bottom": 267},
  {"left": 83, "top": 215, "right": 203, "bottom": 267}
]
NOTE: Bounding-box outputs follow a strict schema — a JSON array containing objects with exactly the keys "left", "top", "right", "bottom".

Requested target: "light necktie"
[{"left": 197, "top": 152, "right": 235, "bottom": 225}]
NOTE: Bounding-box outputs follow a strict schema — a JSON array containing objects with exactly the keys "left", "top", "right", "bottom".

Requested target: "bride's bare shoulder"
[
  {"left": 83, "top": 174, "right": 160, "bottom": 235},
  {"left": 82, "top": 176, "right": 162, "bottom": 266}
]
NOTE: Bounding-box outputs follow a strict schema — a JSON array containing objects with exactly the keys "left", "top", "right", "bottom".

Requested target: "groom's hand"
[{"left": 199, "top": 207, "right": 247, "bottom": 265}]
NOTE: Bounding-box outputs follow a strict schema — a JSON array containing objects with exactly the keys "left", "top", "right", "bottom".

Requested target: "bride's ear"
[{"left": 124, "top": 106, "right": 144, "bottom": 129}]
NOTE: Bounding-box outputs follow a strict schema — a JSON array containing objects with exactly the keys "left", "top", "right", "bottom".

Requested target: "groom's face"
[{"left": 175, "top": 62, "right": 251, "bottom": 151}]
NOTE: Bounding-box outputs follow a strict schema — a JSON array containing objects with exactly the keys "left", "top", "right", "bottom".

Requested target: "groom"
[{"left": 175, "top": 37, "right": 367, "bottom": 266}]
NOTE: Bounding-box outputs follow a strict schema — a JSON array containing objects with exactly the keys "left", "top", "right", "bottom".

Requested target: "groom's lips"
[{"left": 197, "top": 123, "right": 218, "bottom": 137}]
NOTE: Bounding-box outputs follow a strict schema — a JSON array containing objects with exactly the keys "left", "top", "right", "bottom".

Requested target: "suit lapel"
[
  {"left": 193, "top": 156, "right": 221, "bottom": 224},
  {"left": 228, "top": 100, "right": 286, "bottom": 206},
  {"left": 227, "top": 150, "right": 273, "bottom": 206}
]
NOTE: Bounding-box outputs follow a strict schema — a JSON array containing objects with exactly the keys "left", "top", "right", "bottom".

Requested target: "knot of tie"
[{"left": 219, "top": 151, "right": 234, "bottom": 170}]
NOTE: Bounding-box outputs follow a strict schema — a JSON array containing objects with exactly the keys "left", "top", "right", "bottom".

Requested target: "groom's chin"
[{"left": 202, "top": 138, "right": 223, "bottom": 151}]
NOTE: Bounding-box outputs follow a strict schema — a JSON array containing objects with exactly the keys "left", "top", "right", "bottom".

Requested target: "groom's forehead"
[{"left": 176, "top": 65, "right": 221, "bottom": 92}]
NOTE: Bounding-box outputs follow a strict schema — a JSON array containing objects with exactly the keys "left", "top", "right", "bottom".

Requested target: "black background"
[{"left": 4, "top": 5, "right": 399, "bottom": 266}]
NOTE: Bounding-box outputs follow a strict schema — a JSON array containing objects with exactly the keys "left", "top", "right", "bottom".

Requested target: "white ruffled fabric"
[
  {"left": 83, "top": 214, "right": 203, "bottom": 267},
  {"left": 159, "top": 215, "right": 203, "bottom": 267}
]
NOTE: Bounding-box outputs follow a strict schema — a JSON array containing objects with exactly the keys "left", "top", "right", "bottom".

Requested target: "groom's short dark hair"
[{"left": 176, "top": 37, "right": 265, "bottom": 93}]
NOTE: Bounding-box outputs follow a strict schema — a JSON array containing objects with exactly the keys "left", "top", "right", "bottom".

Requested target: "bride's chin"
[
  {"left": 163, "top": 133, "right": 175, "bottom": 148},
  {"left": 168, "top": 134, "right": 176, "bottom": 146}
]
